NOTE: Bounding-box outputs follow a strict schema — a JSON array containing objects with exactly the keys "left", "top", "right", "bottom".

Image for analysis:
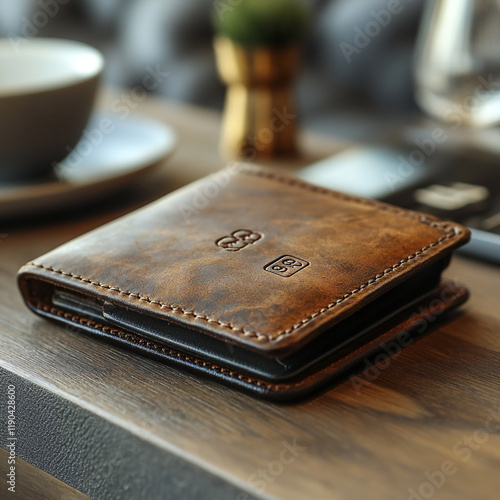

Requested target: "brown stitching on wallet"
[
  {"left": 29, "top": 232, "right": 457, "bottom": 343},
  {"left": 28, "top": 168, "right": 465, "bottom": 345},
  {"left": 237, "top": 164, "right": 461, "bottom": 229},
  {"left": 36, "top": 302, "right": 281, "bottom": 391}
]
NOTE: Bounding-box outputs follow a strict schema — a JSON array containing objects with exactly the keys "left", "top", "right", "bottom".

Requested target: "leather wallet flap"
[{"left": 18, "top": 165, "right": 470, "bottom": 355}]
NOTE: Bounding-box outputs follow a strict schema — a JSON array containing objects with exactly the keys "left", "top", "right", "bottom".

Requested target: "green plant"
[{"left": 213, "top": 0, "right": 309, "bottom": 47}]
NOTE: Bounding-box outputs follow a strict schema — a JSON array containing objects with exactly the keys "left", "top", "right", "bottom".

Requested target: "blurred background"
[
  {"left": 0, "top": 0, "right": 423, "bottom": 140},
  {"left": 2, "top": 0, "right": 500, "bottom": 262}
]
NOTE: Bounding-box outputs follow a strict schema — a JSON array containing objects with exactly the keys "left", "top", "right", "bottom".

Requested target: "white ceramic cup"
[{"left": 0, "top": 38, "right": 104, "bottom": 180}]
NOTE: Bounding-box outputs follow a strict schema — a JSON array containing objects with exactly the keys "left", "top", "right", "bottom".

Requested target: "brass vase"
[{"left": 213, "top": 36, "right": 299, "bottom": 160}]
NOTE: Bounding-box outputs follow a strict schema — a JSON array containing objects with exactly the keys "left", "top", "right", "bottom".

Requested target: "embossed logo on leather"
[
  {"left": 216, "top": 229, "right": 263, "bottom": 251},
  {"left": 265, "top": 255, "right": 310, "bottom": 277}
]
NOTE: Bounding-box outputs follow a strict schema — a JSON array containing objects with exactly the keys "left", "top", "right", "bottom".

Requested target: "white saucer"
[{"left": 0, "top": 111, "right": 176, "bottom": 219}]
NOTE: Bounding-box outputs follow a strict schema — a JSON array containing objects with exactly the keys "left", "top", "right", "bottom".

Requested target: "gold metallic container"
[{"left": 214, "top": 36, "right": 299, "bottom": 160}]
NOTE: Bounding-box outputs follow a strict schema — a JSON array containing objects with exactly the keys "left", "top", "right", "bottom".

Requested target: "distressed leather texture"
[{"left": 18, "top": 164, "right": 470, "bottom": 400}]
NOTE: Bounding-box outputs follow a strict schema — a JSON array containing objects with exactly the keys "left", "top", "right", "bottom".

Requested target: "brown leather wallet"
[{"left": 18, "top": 164, "right": 470, "bottom": 401}]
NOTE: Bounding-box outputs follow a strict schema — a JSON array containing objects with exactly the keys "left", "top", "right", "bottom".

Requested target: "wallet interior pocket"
[{"left": 32, "top": 257, "right": 447, "bottom": 382}]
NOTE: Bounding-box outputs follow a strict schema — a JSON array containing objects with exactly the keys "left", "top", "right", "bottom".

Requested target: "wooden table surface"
[{"left": 1, "top": 91, "right": 500, "bottom": 500}]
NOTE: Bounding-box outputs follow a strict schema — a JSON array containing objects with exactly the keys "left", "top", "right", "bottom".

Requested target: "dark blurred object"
[{"left": 298, "top": 123, "right": 500, "bottom": 264}]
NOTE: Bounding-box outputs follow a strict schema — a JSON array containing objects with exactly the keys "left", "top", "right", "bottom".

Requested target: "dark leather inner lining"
[{"left": 50, "top": 257, "right": 449, "bottom": 382}]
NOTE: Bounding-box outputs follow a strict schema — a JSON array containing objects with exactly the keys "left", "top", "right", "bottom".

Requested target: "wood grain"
[
  {"left": 1, "top": 91, "right": 500, "bottom": 500},
  {"left": 0, "top": 448, "right": 92, "bottom": 500}
]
